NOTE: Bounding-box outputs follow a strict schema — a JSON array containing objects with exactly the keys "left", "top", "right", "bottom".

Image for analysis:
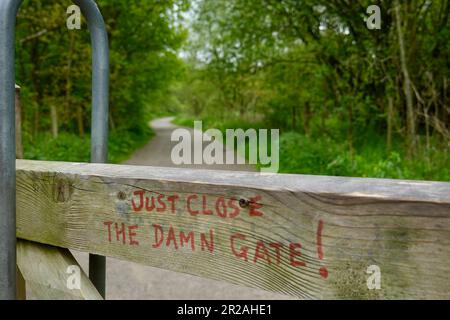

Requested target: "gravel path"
[{"left": 70, "top": 117, "right": 292, "bottom": 300}]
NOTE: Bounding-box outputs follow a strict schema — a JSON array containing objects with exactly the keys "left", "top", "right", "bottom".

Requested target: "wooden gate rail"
[
  {"left": 15, "top": 159, "right": 450, "bottom": 299},
  {"left": 17, "top": 240, "right": 102, "bottom": 300}
]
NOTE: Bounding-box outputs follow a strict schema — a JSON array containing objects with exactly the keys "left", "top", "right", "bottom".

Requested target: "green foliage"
[
  {"left": 23, "top": 128, "right": 153, "bottom": 164},
  {"left": 13, "top": 0, "right": 450, "bottom": 182},
  {"left": 24, "top": 133, "right": 91, "bottom": 162},
  {"left": 279, "top": 132, "right": 449, "bottom": 181},
  {"left": 15, "top": 0, "right": 188, "bottom": 161},
  {"left": 174, "top": 0, "right": 450, "bottom": 181}
]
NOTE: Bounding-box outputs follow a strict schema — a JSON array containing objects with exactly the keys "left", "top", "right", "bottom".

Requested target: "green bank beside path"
[
  {"left": 174, "top": 116, "right": 450, "bottom": 181},
  {"left": 23, "top": 127, "right": 154, "bottom": 164}
]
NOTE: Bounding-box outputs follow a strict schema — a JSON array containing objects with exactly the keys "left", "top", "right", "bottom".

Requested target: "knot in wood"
[{"left": 53, "top": 180, "right": 72, "bottom": 203}]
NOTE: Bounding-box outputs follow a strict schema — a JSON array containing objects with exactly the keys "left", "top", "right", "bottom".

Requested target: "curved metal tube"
[
  {"left": 0, "top": 0, "right": 109, "bottom": 299},
  {"left": 0, "top": 0, "right": 22, "bottom": 301},
  {"left": 73, "top": 0, "right": 109, "bottom": 299},
  {"left": 74, "top": 0, "right": 109, "bottom": 164}
]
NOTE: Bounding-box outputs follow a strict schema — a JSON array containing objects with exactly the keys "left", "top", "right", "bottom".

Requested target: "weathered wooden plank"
[
  {"left": 16, "top": 266, "right": 26, "bottom": 300},
  {"left": 17, "top": 239, "right": 102, "bottom": 300},
  {"left": 16, "top": 159, "right": 450, "bottom": 299}
]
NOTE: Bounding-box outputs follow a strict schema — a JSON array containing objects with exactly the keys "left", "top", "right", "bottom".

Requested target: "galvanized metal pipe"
[
  {"left": 73, "top": 0, "right": 109, "bottom": 299},
  {"left": 74, "top": 0, "right": 109, "bottom": 164},
  {"left": 0, "top": 0, "right": 109, "bottom": 299},
  {"left": 0, "top": 0, "right": 22, "bottom": 300}
]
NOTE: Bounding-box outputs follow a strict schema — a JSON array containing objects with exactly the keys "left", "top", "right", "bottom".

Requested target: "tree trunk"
[
  {"left": 303, "top": 102, "right": 311, "bottom": 136},
  {"left": 50, "top": 104, "right": 58, "bottom": 138},
  {"left": 292, "top": 105, "right": 297, "bottom": 130},
  {"left": 348, "top": 103, "right": 354, "bottom": 159},
  {"left": 30, "top": 42, "right": 41, "bottom": 138},
  {"left": 444, "top": 77, "right": 448, "bottom": 129},
  {"left": 109, "top": 110, "right": 116, "bottom": 132},
  {"left": 77, "top": 106, "right": 85, "bottom": 137},
  {"left": 387, "top": 97, "right": 394, "bottom": 153},
  {"left": 395, "top": 0, "right": 416, "bottom": 156}
]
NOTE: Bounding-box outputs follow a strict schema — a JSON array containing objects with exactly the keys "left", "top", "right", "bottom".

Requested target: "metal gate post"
[
  {"left": 73, "top": 0, "right": 109, "bottom": 299},
  {"left": 0, "top": 0, "right": 109, "bottom": 299},
  {"left": 0, "top": 0, "right": 22, "bottom": 300}
]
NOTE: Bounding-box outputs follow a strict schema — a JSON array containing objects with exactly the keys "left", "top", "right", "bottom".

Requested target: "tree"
[{"left": 15, "top": 0, "right": 189, "bottom": 140}]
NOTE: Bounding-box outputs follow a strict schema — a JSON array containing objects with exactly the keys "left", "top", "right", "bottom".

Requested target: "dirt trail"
[
  {"left": 123, "top": 117, "right": 256, "bottom": 171},
  {"left": 71, "top": 117, "right": 291, "bottom": 300}
]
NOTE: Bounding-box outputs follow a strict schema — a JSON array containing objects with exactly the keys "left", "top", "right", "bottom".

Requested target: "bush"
[{"left": 23, "top": 127, "right": 153, "bottom": 164}]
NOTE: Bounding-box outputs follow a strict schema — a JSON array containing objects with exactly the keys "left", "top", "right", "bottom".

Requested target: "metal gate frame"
[{"left": 0, "top": 0, "right": 109, "bottom": 299}]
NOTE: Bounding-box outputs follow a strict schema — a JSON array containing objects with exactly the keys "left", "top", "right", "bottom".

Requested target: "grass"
[
  {"left": 24, "top": 114, "right": 448, "bottom": 181},
  {"left": 278, "top": 132, "right": 450, "bottom": 181},
  {"left": 174, "top": 115, "right": 450, "bottom": 181},
  {"left": 23, "top": 126, "right": 154, "bottom": 164}
]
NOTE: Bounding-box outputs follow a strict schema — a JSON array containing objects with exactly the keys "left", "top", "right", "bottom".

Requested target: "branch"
[{"left": 20, "top": 29, "right": 49, "bottom": 44}]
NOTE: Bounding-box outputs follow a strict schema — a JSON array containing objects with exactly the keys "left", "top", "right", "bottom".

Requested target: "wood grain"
[
  {"left": 16, "top": 160, "right": 450, "bottom": 299},
  {"left": 17, "top": 239, "right": 102, "bottom": 300}
]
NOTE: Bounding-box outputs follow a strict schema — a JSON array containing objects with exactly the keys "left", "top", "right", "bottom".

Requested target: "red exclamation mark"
[{"left": 317, "top": 220, "right": 328, "bottom": 279}]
